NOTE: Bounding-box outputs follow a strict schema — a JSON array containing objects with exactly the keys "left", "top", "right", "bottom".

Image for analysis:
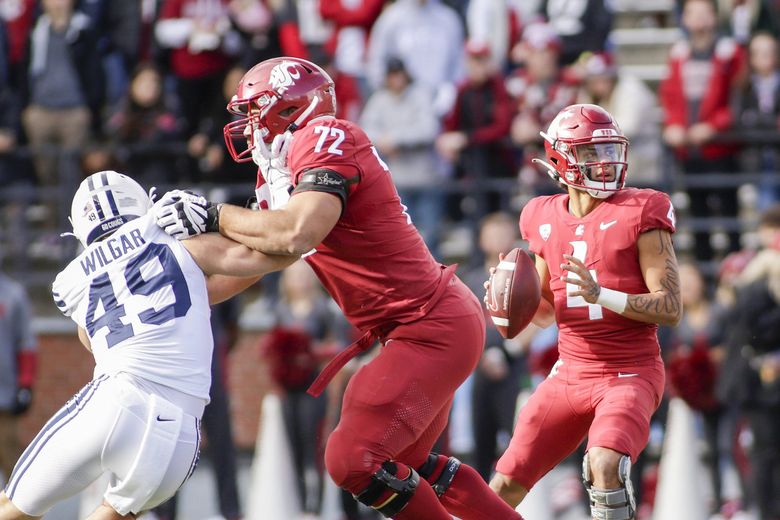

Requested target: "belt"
[{"left": 307, "top": 264, "right": 458, "bottom": 397}]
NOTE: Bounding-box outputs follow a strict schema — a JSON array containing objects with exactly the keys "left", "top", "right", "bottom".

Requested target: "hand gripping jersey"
[
  {"left": 284, "top": 116, "right": 450, "bottom": 332},
  {"left": 52, "top": 214, "right": 213, "bottom": 401},
  {"left": 520, "top": 188, "right": 676, "bottom": 366}
]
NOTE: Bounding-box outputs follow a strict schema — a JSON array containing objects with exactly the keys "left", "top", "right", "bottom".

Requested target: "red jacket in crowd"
[{"left": 659, "top": 37, "right": 746, "bottom": 160}]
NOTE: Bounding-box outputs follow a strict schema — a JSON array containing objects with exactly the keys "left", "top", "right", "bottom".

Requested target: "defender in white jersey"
[{"left": 0, "top": 171, "right": 295, "bottom": 520}]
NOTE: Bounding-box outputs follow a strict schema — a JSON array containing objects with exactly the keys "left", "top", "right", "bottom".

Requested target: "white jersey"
[{"left": 52, "top": 213, "right": 213, "bottom": 402}]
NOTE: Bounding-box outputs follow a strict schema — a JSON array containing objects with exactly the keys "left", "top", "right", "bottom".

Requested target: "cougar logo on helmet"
[
  {"left": 269, "top": 61, "right": 301, "bottom": 93},
  {"left": 224, "top": 57, "right": 337, "bottom": 163}
]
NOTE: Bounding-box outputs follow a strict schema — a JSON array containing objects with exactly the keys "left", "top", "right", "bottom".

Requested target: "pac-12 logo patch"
[
  {"left": 269, "top": 61, "right": 301, "bottom": 93},
  {"left": 539, "top": 223, "right": 551, "bottom": 241}
]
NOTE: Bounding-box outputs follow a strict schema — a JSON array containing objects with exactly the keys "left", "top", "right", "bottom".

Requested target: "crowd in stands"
[{"left": 2, "top": 0, "right": 780, "bottom": 518}]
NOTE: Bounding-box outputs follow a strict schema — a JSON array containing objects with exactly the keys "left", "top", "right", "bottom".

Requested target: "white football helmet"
[{"left": 69, "top": 171, "right": 152, "bottom": 247}]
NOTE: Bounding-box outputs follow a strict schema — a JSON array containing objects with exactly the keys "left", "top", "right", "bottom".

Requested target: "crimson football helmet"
[
  {"left": 533, "top": 104, "right": 629, "bottom": 198},
  {"left": 224, "top": 57, "right": 337, "bottom": 163}
]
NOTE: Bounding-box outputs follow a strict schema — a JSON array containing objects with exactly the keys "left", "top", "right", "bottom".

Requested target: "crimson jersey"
[
  {"left": 520, "top": 188, "right": 676, "bottom": 366},
  {"left": 286, "top": 116, "right": 446, "bottom": 332}
]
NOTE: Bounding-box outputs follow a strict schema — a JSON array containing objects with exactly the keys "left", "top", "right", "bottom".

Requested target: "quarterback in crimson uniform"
[
  {"left": 155, "top": 58, "right": 523, "bottom": 520},
  {"left": 488, "top": 104, "right": 681, "bottom": 520}
]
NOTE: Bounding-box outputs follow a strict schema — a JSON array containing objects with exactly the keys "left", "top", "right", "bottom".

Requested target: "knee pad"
[
  {"left": 582, "top": 452, "right": 636, "bottom": 520},
  {"left": 417, "top": 453, "right": 462, "bottom": 497},
  {"left": 354, "top": 461, "right": 420, "bottom": 518}
]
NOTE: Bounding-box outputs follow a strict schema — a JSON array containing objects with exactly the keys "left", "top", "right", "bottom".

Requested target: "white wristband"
[{"left": 596, "top": 287, "right": 628, "bottom": 314}]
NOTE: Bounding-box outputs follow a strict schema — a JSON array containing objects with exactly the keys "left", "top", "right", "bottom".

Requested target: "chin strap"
[{"left": 287, "top": 96, "right": 320, "bottom": 133}]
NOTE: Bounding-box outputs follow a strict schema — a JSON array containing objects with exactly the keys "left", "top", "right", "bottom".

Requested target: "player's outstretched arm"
[
  {"left": 215, "top": 191, "right": 342, "bottom": 255},
  {"left": 562, "top": 228, "right": 681, "bottom": 326},
  {"left": 181, "top": 232, "right": 300, "bottom": 304}
]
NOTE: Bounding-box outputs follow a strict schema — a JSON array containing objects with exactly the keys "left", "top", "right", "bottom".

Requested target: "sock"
[
  {"left": 436, "top": 461, "right": 524, "bottom": 520},
  {"left": 393, "top": 478, "right": 452, "bottom": 520}
]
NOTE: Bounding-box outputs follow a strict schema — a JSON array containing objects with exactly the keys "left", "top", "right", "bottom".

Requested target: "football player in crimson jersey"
[
  {"left": 486, "top": 104, "right": 682, "bottom": 520},
  {"left": 155, "top": 57, "right": 523, "bottom": 519}
]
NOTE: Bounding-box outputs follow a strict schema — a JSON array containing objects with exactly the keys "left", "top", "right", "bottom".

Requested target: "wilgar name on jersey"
[{"left": 79, "top": 228, "right": 146, "bottom": 275}]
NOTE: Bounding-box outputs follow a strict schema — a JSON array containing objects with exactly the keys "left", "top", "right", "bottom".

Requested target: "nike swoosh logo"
[
  {"left": 617, "top": 372, "right": 638, "bottom": 378},
  {"left": 600, "top": 220, "right": 617, "bottom": 230},
  {"left": 156, "top": 415, "right": 175, "bottom": 422}
]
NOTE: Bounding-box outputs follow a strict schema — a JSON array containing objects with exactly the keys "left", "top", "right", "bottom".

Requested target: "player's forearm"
[
  {"left": 623, "top": 290, "right": 682, "bottom": 326},
  {"left": 531, "top": 296, "right": 555, "bottom": 328},
  {"left": 206, "top": 275, "right": 262, "bottom": 305},
  {"left": 218, "top": 204, "right": 309, "bottom": 255}
]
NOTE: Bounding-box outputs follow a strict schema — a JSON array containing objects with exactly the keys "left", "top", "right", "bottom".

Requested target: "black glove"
[
  {"left": 12, "top": 387, "right": 32, "bottom": 415},
  {"left": 205, "top": 202, "right": 222, "bottom": 233}
]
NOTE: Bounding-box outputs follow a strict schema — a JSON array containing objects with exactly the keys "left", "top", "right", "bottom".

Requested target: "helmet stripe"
[
  {"left": 87, "top": 176, "right": 105, "bottom": 220},
  {"left": 104, "top": 188, "right": 119, "bottom": 215}
]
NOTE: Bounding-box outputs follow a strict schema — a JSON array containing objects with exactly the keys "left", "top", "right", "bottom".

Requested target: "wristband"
[
  {"left": 596, "top": 287, "right": 628, "bottom": 314},
  {"left": 206, "top": 203, "right": 223, "bottom": 233}
]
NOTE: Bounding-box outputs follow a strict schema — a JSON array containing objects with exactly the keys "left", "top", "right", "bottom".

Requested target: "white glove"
[
  {"left": 153, "top": 189, "right": 209, "bottom": 240},
  {"left": 253, "top": 131, "right": 293, "bottom": 209}
]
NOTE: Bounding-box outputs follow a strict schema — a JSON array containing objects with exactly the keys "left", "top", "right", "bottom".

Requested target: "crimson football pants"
[
  {"left": 324, "top": 279, "right": 523, "bottom": 519},
  {"left": 496, "top": 358, "right": 665, "bottom": 491}
]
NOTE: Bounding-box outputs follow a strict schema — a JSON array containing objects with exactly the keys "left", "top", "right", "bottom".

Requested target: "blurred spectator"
[
  {"left": 461, "top": 212, "right": 528, "bottom": 481},
  {"left": 273, "top": 0, "right": 333, "bottom": 65},
  {"left": 227, "top": 0, "right": 278, "bottom": 68},
  {"left": 660, "top": 0, "right": 746, "bottom": 261},
  {"left": 541, "top": 0, "right": 613, "bottom": 65},
  {"left": 188, "top": 64, "right": 247, "bottom": 184},
  {"left": 139, "top": 0, "right": 165, "bottom": 63},
  {"left": 576, "top": 52, "right": 663, "bottom": 188},
  {"left": 466, "top": 0, "right": 515, "bottom": 72},
  {"left": 0, "top": 75, "right": 27, "bottom": 188},
  {"left": 718, "top": 206, "right": 780, "bottom": 519},
  {"left": 106, "top": 62, "right": 184, "bottom": 184},
  {"left": 323, "top": 56, "right": 363, "bottom": 122},
  {"left": 734, "top": 32, "right": 780, "bottom": 210},
  {"left": 152, "top": 300, "right": 243, "bottom": 520},
  {"left": 155, "top": 0, "right": 240, "bottom": 137},
  {"left": 507, "top": 22, "right": 578, "bottom": 195},
  {"left": 21, "top": 0, "right": 104, "bottom": 186},
  {"left": 360, "top": 57, "right": 442, "bottom": 251},
  {"left": 261, "top": 260, "right": 347, "bottom": 516},
  {"left": 0, "top": 268, "right": 37, "bottom": 485},
  {"left": 666, "top": 261, "right": 731, "bottom": 514},
  {"left": 366, "top": 0, "right": 464, "bottom": 114},
  {"left": 437, "top": 40, "right": 514, "bottom": 218},
  {"left": 319, "top": 0, "right": 386, "bottom": 95},
  {"left": 1, "top": 0, "right": 36, "bottom": 93},
  {"left": 717, "top": 0, "right": 757, "bottom": 45},
  {"left": 77, "top": 0, "right": 143, "bottom": 105}
]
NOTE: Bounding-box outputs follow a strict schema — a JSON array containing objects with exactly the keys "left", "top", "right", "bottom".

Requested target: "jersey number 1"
[
  {"left": 85, "top": 244, "right": 191, "bottom": 348},
  {"left": 566, "top": 240, "right": 604, "bottom": 320}
]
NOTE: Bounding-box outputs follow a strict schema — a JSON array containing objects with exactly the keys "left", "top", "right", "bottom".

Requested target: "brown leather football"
[{"left": 486, "top": 248, "right": 542, "bottom": 339}]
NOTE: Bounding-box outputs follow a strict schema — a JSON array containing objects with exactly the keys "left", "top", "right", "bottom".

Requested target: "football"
[{"left": 486, "top": 248, "right": 541, "bottom": 339}]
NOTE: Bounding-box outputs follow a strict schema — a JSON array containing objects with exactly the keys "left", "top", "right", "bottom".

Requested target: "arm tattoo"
[{"left": 626, "top": 230, "right": 681, "bottom": 320}]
